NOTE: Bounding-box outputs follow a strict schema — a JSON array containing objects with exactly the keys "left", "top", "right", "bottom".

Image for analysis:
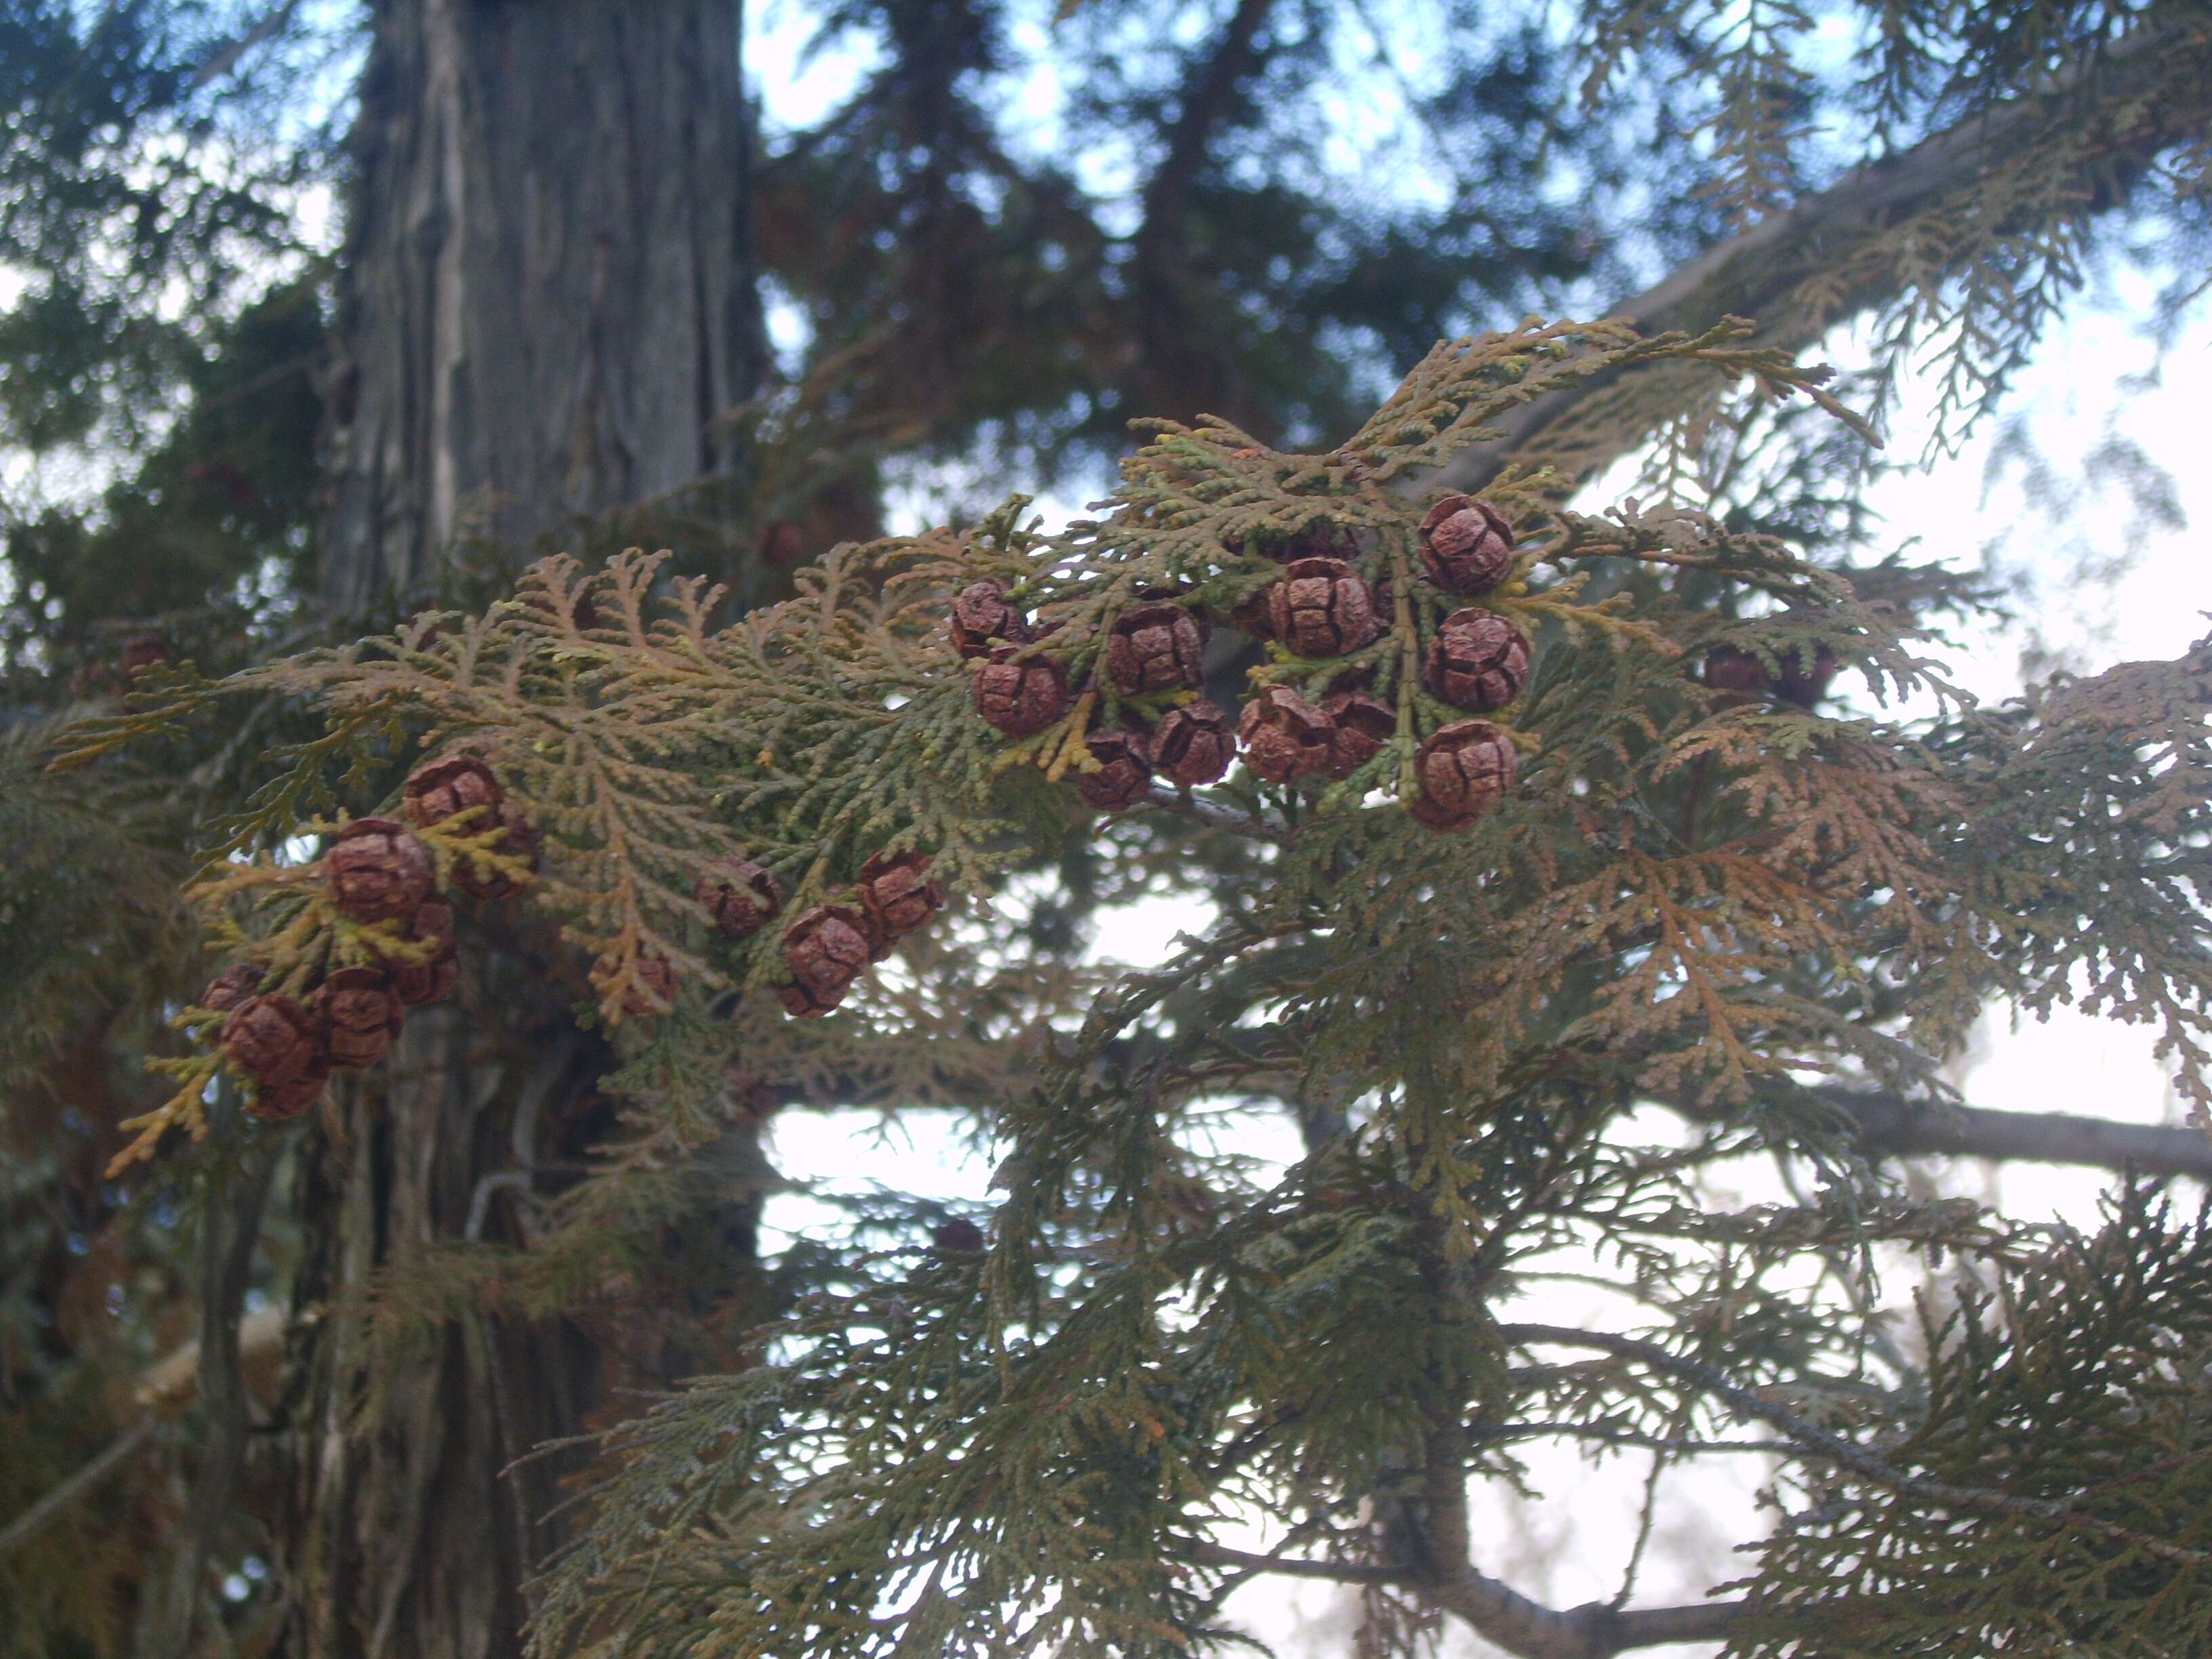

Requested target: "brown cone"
[
  {"left": 1322, "top": 691, "right": 1396, "bottom": 779},
  {"left": 403, "top": 752, "right": 503, "bottom": 829},
  {"left": 779, "top": 905, "right": 878, "bottom": 1018},
  {"left": 247, "top": 1052, "right": 331, "bottom": 1122},
  {"left": 201, "top": 962, "right": 263, "bottom": 1015},
  {"left": 1229, "top": 586, "right": 1276, "bottom": 640},
  {"left": 858, "top": 849, "right": 945, "bottom": 937},
  {"left": 1238, "top": 687, "right": 1338, "bottom": 784},
  {"left": 1267, "top": 557, "right": 1378, "bottom": 658},
  {"left": 931, "top": 1217, "right": 986, "bottom": 1253},
  {"left": 1417, "top": 496, "right": 1515, "bottom": 594},
  {"left": 1425, "top": 609, "right": 1532, "bottom": 713},
  {"left": 696, "top": 855, "right": 783, "bottom": 938},
  {"left": 1250, "top": 524, "right": 1358, "bottom": 565},
  {"left": 1151, "top": 701, "right": 1236, "bottom": 786},
  {"left": 1777, "top": 644, "right": 1840, "bottom": 708},
  {"left": 221, "top": 994, "right": 325, "bottom": 1088},
  {"left": 1105, "top": 603, "right": 1208, "bottom": 695},
  {"left": 1703, "top": 645, "right": 1771, "bottom": 699},
  {"left": 949, "top": 580, "right": 1028, "bottom": 659},
  {"left": 1072, "top": 727, "right": 1154, "bottom": 812},
  {"left": 327, "top": 818, "right": 434, "bottom": 924},
  {"left": 727, "top": 1066, "right": 780, "bottom": 1125},
  {"left": 1410, "top": 720, "right": 1518, "bottom": 832},
  {"left": 1701, "top": 643, "right": 1838, "bottom": 708},
  {"left": 972, "top": 647, "right": 1071, "bottom": 737},
  {"left": 318, "top": 966, "right": 405, "bottom": 1069}
]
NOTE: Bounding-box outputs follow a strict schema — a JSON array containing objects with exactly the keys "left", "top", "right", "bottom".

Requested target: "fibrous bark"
[
  {"left": 323, "top": 0, "right": 763, "bottom": 612},
  {"left": 282, "top": 5, "right": 762, "bottom": 1656}
]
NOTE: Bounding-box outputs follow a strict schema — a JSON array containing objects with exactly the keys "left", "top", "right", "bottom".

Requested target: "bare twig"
[
  {"left": 0, "top": 1257, "right": 297, "bottom": 1565},
  {"left": 1803, "top": 1084, "right": 2212, "bottom": 1179},
  {"left": 1425, "top": 1568, "right": 1743, "bottom": 1659},
  {"left": 188, "top": 0, "right": 306, "bottom": 91},
  {"left": 0, "top": 1418, "right": 159, "bottom": 1563},
  {"left": 1500, "top": 1323, "right": 2210, "bottom": 1568},
  {"left": 1143, "top": 781, "right": 1289, "bottom": 842},
  {"left": 1186, "top": 1540, "right": 1743, "bottom": 1658}
]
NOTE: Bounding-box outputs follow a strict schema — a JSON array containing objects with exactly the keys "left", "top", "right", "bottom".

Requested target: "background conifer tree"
[{"left": 2, "top": 2, "right": 2209, "bottom": 1656}]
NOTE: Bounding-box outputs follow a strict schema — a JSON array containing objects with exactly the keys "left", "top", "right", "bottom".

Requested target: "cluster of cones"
[
  {"left": 695, "top": 846, "right": 945, "bottom": 1019},
  {"left": 956, "top": 494, "right": 1534, "bottom": 832},
  {"left": 207, "top": 755, "right": 541, "bottom": 1119}
]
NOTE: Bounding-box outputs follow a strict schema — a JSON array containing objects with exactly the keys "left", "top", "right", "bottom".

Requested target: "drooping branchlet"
[
  {"left": 594, "top": 947, "right": 676, "bottom": 1020},
  {"left": 450, "top": 804, "right": 541, "bottom": 901},
  {"left": 380, "top": 899, "right": 459, "bottom": 1006}
]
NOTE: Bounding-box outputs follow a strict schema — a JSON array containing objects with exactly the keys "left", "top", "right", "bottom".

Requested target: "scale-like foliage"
[
  {"left": 1729, "top": 1191, "right": 2212, "bottom": 1658},
  {"left": 48, "top": 315, "right": 2212, "bottom": 1656}
]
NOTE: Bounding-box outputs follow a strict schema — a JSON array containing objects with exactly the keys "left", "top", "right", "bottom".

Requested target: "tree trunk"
[
  {"left": 322, "top": 0, "right": 762, "bottom": 614},
  {"left": 277, "top": 5, "right": 761, "bottom": 1656}
]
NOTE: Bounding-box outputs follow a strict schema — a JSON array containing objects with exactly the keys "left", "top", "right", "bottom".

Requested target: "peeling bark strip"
[
  {"left": 325, "top": 0, "right": 761, "bottom": 611},
  {"left": 288, "top": 5, "right": 761, "bottom": 1658}
]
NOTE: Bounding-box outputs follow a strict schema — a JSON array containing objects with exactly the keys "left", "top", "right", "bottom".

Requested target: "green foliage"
[
  {"left": 64, "top": 317, "right": 2212, "bottom": 1655},
  {"left": 0, "top": 1377, "right": 134, "bottom": 1659},
  {"left": 0, "top": 720, "right": 197, "bottom": 1093},
  {"left": 5, "top": 2, "right": 2211, "bottom": 1653},
  {"left": 1728, "top": 1190, "right": 2212, "bottom": 1658}
]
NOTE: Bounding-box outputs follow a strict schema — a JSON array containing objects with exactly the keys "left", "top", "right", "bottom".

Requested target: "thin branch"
[
  {"left": 1406, "top": 17, "right": 2212, "bottom": 497},
  {"left": 1187, "top": 1540, "right": 1396, "bottom": 1585},
  {"left": 0, "top": 1418, "right": 159, "bottom": 1563},
  {"left": 0, "top": 1296, "right": 295, "bottom": 1563},
  {"left": 1657, "top": 1082, "right": 2212, "bottom": 1178},
  {"left": 1185, "top": 1540, "right": 1742, "bottom": 1658},
  {"left": 1806, "top": 1084, "right": 2212, "bottom": 1179},
  {"left": 188, "top": 0, "right": 305, "bottom": 91},
  {"left": 1142, "top": 781, "right": 1289, "bottom": 842},
  {"left": 1136, "top": 0, "right": 1276, "bottom": 240},
  {"left": 1426, "top": 1557, "right": 1743, "bottom": 1659},
  {"left": 1499, "top": 1323, "right": 2210, "bottom": 1568}
]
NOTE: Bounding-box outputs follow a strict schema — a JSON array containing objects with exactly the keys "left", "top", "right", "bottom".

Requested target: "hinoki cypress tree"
[
  {"left": 57, "top": 314, "right": 2212, "bottom": 1657},
  {"left": 7, "top": 2, "right": 2212, "bottom": 1654}
]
